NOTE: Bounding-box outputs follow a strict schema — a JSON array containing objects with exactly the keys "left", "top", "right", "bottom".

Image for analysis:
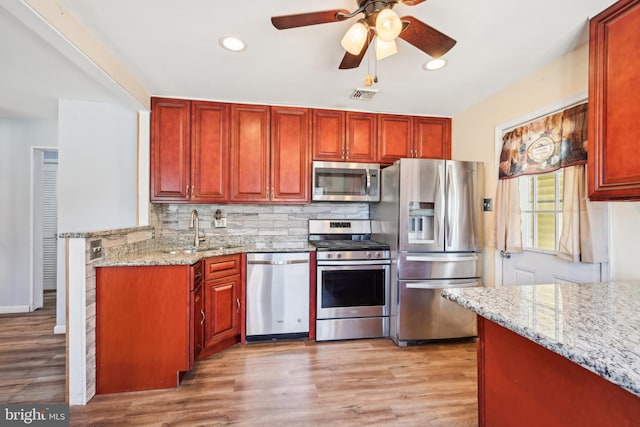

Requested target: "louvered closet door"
[{"left": 41, "top": 160, "right": 58, "bottom": 291}]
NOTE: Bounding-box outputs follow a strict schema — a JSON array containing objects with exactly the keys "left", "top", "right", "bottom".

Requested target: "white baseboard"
[
  {"left": 0, "top": 305, "right": 30, "bottom": 314},
  {"left": 54, "top": 325, "right": 66, "bottom": 334}
]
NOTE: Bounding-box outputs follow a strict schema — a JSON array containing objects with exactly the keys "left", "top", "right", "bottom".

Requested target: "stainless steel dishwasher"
[{"left": 246, "top": 252, "right": 310, "bottom": 341}]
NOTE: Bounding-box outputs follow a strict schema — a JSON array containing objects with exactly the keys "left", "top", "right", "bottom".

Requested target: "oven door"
[{"left": 316, "top": 261, "right": 390, "bottom": 319}]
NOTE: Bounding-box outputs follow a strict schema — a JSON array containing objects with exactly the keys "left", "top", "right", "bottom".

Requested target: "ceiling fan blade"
[
  {"left": 271, "top": 9, "right": 350, "bottom": 30},
  {"left": 398, "top": 16, "right": 456, "bottom": 58},
  {"left": 397, "top": 0, "right": 428, "bottom": 5},
  {"left": 338, "top": 28, "right": 375, "bottom": 69}
]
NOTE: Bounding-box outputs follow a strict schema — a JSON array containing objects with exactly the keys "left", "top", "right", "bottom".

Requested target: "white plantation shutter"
[{"left": 42, "top": 161, "right": 57, "bottom": 290}]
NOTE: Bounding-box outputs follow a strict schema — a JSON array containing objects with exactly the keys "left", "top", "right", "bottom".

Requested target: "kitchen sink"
[{"left": 162, "top": 245, "right": 241, "bottom": 255}]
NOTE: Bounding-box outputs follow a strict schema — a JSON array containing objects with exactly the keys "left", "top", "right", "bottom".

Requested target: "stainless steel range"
[{"left": 309, "top": 219, "right": 391, "bottom": 341}]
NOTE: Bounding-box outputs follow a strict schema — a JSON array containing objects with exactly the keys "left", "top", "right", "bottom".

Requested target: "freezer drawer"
[
  {"left": 396, "top": 279, "right": 479, "bottom": 343},
  {"left": 246, "top": 252, "right": 310, "bottom": 340},
  {"left": 398, "top": 252, "right": 482, "bottom": 280}
]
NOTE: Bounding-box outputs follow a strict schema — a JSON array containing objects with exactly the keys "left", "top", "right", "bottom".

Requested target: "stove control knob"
[
  {"left": 367, "top": 252, "right": 372, "bottom": 258},
  {"left": 336, "top": 253, "right": 342, "bottom": 259},
  {"left": 326, "top": 253, "right": 332, "bottom": 259}
]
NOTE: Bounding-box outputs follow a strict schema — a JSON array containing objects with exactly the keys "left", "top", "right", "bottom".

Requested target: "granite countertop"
[
  {"left": 441, "top": 281, "right": 640, "bottom": 398},
  {"left": 97, "top": 243, "right": 316, "bottom": 267}
]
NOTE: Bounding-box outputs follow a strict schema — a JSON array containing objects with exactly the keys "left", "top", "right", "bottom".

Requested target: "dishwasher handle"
[{"left": 247, "top": 259, "right": 309, "bottom": 265}]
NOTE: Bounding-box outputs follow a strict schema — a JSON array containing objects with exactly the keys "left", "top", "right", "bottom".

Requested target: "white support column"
[{"left": 67, "top": 237, "right": 87, "bottom": 405}]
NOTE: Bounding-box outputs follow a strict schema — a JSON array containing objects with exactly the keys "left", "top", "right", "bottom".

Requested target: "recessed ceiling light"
[
  {"left": 219, "top": 36, "right": 246, "bottom": 52},
  {"left": 423, "top": 58, "right": 447, "bottom": 71}
]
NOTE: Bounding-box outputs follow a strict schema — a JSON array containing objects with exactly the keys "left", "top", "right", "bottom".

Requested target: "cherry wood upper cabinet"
[
  {"left": 414, "top": 117, "right": 451, "bottom": 160},
  {"left": 378, "top": 114, "right": 414, "bottom": 164},
  {"left": 588, "top": 0, "right": 640, "bottom": 201},
  {"left": 312, "top": 109, "right": 346, "bottom": 161},
  {"left": 151, "top": 98, "right": 230, "bottom": 203},
  {"left": 229, "top": 104, "right": 271, "bottom": 203},
  {"left": 150, "top": 98, "right": 191, "bottom": 201},
  {"left": 346, "top": 111, "right": 377, "bottom": 163},
  {"left": 271, "top": 106, "right": 311, "bottom": 203},
  {"left": 190, "top": 101, "right": 229, "bottom": 202}
]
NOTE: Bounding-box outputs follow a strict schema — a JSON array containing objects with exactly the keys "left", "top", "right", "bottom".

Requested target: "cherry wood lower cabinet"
[
  {"left": 198, "top": 254, "right": 243, "bottom": 360},
  {"left": 96, "top": 254, "right": 244, "bottom": 393},
  {"left": 96, "top": 264, "right": 194, "bottom": 394},
  {"left": 477, "top": 317, "right": 640, "bottom": 426}
]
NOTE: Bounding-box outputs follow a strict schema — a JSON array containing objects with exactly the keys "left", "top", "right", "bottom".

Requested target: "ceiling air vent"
[{"left": 350, "top": 88, "right": 378, "bottom": 100}]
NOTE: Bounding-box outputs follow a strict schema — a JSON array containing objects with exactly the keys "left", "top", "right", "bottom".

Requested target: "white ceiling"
[{"left": 0, "top": 0, "right": 619, "bottom": 119}]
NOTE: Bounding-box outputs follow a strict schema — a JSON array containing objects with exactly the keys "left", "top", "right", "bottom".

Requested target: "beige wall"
[{"left": 452, "top": 42, "right": 640, "bottom": 285}]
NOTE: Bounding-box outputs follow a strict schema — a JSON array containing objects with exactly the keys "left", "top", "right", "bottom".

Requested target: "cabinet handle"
[
  {"left": 191, "top": 185, "right": 194, "bottom": 195},
  {"left": 236, "top": 298, "right": 240, "bottom": 313},
  {"left": 186, "top": 185, "right": 189, "bottom": 196},
  {"left": 200, "top": 309, "right": 205, "bottom": 325}
]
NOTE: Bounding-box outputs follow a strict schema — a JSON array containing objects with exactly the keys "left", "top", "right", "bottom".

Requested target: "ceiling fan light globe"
[
  {"left": 341, "top": 21, "right": 369, "bottom": 55},
  {"left": 375, "top": 8, "right": 402, "bottom": 42},
  {"left": 376, "top": 38, "right": 398, "bottom": 60}
]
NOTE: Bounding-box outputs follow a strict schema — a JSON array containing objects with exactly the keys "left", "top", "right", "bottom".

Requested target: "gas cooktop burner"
[{"left": 310, "top": 240, "right": 390, "bottom": 251}]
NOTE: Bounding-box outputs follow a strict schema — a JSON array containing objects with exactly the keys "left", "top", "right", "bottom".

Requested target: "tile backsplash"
[{"left": 150, "top": 202, "right": 370, "bottom": 249}]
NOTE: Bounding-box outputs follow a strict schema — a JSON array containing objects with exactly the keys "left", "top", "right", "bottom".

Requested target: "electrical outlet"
[
  {"left": 483, "top": 198, "right": 493, "bottom": 212},
  {"left": 214, "top": 217, "right": 227, "bottom": 228},
  {"left": 90, "top": 239, "right": 103, "bottom": 260}
]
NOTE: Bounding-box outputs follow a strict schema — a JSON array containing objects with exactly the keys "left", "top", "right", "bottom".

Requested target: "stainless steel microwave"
[{"left": 312, "top": 161, "right": 380, "bottom": 202}]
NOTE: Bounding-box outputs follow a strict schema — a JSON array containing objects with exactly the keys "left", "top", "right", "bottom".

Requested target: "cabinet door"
[
  {"left": 150, "top": 97, "right": 191, "bottom": 201},
  {"left": 312, "top": 109, "right": 346, "bottom": 161},
  {"left": 589, "top": 0, "right": 640, "bottom": 201},
  {"left": 414, "top": 117, "right": 451, "bottom": 160},
  {"left": 96, "top": 265, "right": 191, "bottom": 393},
  {"left": 204, "top": 276, "right": 240, "bottom": 347},
  {"left": 271, "top": 107, "right": 311, "bottom": 203},
  {"left": 378, "top": 114, "right": 414, "bottom": 164},
  {"left": 229, "top": 104, "right": 270, "bottom": 202},
  {"left": 191, "top": 101, "right": 229, "bottom": 202},
  {"left": 346, "top": 111, "right": 377, "bottom": 162}
]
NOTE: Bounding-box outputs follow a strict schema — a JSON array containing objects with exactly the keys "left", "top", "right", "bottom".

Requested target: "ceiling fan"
[{"left": 271, "top": 0, "right": 456, "bottom": 70}]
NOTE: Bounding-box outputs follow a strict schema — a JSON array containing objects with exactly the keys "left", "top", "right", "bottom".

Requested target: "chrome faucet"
[{"left": 189, "top": 209, "right": 205, "bottom": 248}]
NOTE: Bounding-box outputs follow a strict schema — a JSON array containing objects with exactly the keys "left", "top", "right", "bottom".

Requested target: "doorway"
[
  {"left": 32, "top": 148, "right": 58, "bottom": 311},
  {"left": 494, "top": 93, "right": 608, "bottom": 287}
]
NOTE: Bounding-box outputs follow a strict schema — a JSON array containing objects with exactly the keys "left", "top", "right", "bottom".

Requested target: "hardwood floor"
[
  {"left": 73, "top": 339, "right": 478, "bottom": 426},
  {"left": 0, "top": 291, "right": 65, "bottom": 405},
  {"left": 1, "top": 293, "right": 479, "bottom": 426}
]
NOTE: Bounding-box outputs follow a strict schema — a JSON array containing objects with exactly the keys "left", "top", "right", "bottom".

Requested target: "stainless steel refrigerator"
[{"left": 371, "top": 158, "right": 484, "bottom": 346}]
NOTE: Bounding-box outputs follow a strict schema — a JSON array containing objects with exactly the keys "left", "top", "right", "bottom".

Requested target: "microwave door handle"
[{"left": 366, "top": 169, "right": 371, "bottom": 196}]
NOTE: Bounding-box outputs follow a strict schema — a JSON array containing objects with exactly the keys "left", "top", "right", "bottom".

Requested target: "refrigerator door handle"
[
  {"left": 406, "top": 255, "right": 478, "bottom": 262},
  {"left": 406, "top": 281, "right": 479, "bottom": 289},
  {"left": 437, "top": 164, "right": 445, "bottom": 245},
  {"left": 446, "top": 163, "right": 454, "bottom": 247}
]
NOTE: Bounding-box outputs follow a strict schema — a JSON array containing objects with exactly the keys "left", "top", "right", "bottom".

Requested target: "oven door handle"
[
  {"left": 317, "top": 260, "right": 390, "bottom": 267},
  {"left": 247, "top": 259, "right": 309, "bottom": 265}
]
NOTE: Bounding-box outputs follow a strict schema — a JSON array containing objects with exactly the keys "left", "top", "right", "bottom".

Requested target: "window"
[{"left": 519, "top": 169, "right": 563, "bottom": 252}]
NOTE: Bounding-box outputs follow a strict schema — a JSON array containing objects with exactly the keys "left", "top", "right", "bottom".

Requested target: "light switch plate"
[{"left": 214, "top": 218, "right": 227, "bottom": 228}]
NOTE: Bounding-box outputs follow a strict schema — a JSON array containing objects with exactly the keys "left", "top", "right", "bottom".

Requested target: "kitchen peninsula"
[{"left": 442, "top": 281, "right": 640, "bottom": 426}]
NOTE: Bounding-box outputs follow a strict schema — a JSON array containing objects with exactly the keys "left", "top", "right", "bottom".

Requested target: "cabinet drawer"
[{"left": 204, "top": 254, "right": 241, "bottom": 280}]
